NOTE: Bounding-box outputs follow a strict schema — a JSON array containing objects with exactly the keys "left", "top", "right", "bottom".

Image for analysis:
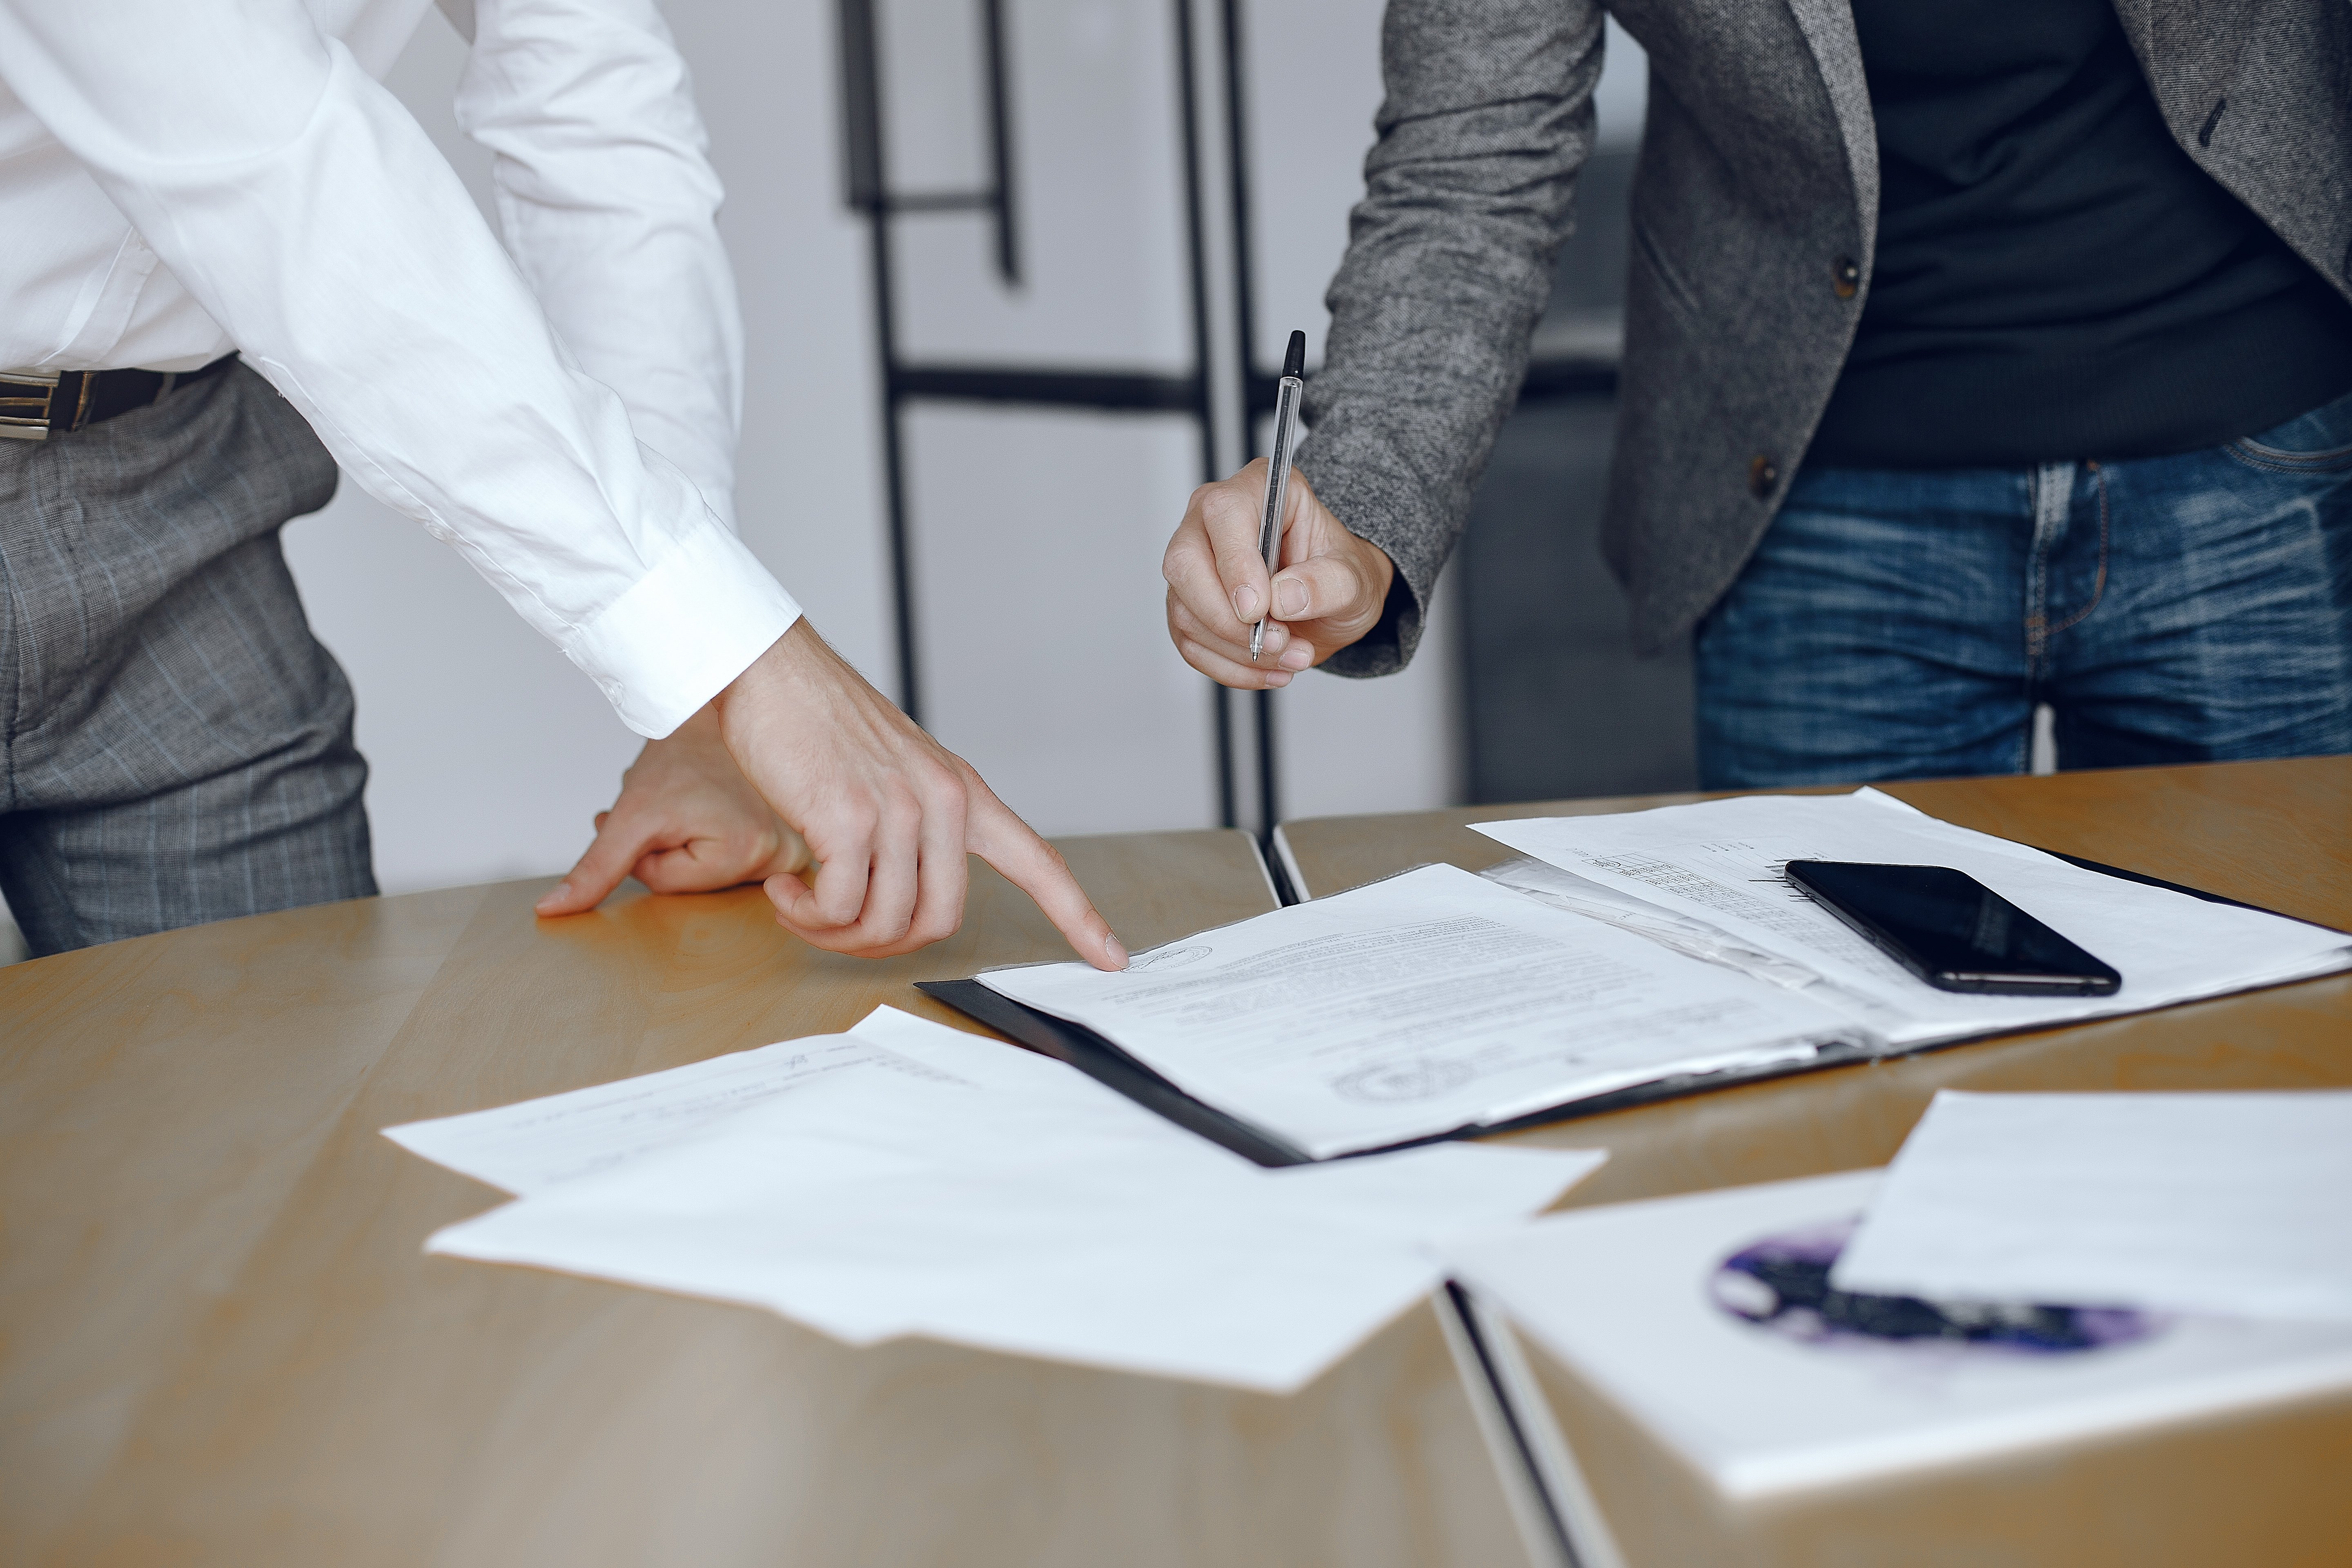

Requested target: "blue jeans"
[{"left": 1694, "top": 388, "right": 2352, "bottom": 786}]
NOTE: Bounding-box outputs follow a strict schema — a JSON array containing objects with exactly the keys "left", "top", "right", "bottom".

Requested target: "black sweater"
[{"left": 1807, "top": 0, "right": 2352, "bottom": 470}]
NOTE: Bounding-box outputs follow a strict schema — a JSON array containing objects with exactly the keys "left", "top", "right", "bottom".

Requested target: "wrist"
[
  {"left": 713, "top": 619, "right": 822, "bottom": 743},
  {"left": 1353, "top": 532, "right": 1396, "bottom": 619},
  {"left": 663, "top": 700, "right": 726, "bottom": 750}
]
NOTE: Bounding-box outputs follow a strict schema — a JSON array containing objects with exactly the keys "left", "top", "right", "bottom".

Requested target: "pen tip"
[{"left": 1283, "top": 330, "right": 1306, "bottom": 379}]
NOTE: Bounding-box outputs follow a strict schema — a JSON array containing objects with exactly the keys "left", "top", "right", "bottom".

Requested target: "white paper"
[
  {"left": 1447, "top": 1169, "right": 2352, "bottom": 1499},
  {"left": 383, "top": 1018, "right": 969, "bottom": 1195},
  {"left": 1831, "top": 1090, "right": 2352, "bottom": 1320},
  {"left": 1480, "top": 855, "right": 1825, "bottom": 991},
  {"left": 390, "top": 1007, "right": 1606, "bottom": 1392},
  {"left": 1474, "top": 791, "right": 2352, "bottom": 1048},
  {"left": 979, "top": 864, "right": 1857, "bottom": 1160}
]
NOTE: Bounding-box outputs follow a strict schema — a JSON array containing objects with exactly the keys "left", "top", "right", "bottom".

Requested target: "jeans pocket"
[{"left": 2227, "top": 385, "right": 2352, "bottom": 474}]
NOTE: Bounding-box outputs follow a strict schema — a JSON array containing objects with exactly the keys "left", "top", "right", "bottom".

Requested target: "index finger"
[
  {"left": 1189, "top": 463, "right": 1280, "bottom": 630},
  {"left": 537, "top": 806, "right": 666, "bottom": 915},
  {"left": 964, "top": 787, "right": 1128, "bottom": 971}
]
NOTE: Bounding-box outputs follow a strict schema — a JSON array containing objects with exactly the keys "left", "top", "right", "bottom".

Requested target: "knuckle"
[
  {"left": 1200, "top": 488, "right": 1250, "bottom": 531},
  {"left": 925, "top": 764, "right": 969, "bottom": 816},
  {"left": 882, "top": 788, "right": 923, "bottom": 837}
]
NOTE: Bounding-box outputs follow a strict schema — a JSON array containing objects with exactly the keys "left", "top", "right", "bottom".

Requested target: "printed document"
[
  {"left": 1475, "top": 790, "right": 2352, "bottom": 1047},
  {"left": 1831, "top": 1089, "right": 2352, "bottom": 1320},
  {"left": 978, "top": 863, "right": 1856, "bottom": 1159},
  {"left": 386, "top": 1007, "right": 1604, "bottom": 1392},
  {"left": 384, "top": 1023, "right": 966, "bottom": 1196}
]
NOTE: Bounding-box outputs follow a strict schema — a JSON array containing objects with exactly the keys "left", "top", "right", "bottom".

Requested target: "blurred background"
[{"left": 1, "top": 0, "right": 1685, "bottom": 958}]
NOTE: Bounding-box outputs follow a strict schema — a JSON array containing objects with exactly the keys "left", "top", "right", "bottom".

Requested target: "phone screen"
[{"left": 1783, "top": 860, "right": 2121, "bottom": 996}]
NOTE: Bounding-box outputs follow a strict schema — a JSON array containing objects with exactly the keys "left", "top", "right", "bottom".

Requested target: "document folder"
[
  {"left": 916, "top": 978, "right": 1878, "bottom": 1169},
  {"left": 920, "top": 844, "right": 2330, "bottom": 1172},
  {"left": 915, "top": 978, "right": 1314, "bottom": 1167}
]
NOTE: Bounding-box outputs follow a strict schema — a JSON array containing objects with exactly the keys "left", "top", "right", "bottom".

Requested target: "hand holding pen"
[{"left": 1158, "top": 329, "right": 1399, "bottom": 690}]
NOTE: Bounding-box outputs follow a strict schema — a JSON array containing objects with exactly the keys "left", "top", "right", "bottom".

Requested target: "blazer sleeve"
[{"left": 1299, "top": 0, "right": 1604, "bottom": 678}]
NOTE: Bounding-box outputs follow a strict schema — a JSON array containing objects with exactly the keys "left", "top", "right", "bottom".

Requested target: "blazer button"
[
  {"left": 1832, "top": 256, "right": 1861, "bottom": 299},
  {"left": 1748, "top": 455, "right": 1780, "bottom": 499}
]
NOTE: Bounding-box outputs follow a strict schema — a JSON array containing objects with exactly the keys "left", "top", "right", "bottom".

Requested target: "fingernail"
[
  {"left": 1105, "top": 932, "right": 1129, "bottom": 969},
  {"left": 1265, "top": 670, "right": 1291, "bottom": 687},
  {"left": 1281, "top": 644, "right": 1312, "bottom": 670},
  {"left": 1275, "top": 577, "right": 1309, "bottom": 618},
  {"left": 1232, "top": 584, "right": 1259, "bottom": 621},
  {"left": 537, "top": 882, "right": 571, "bottom": 911}
]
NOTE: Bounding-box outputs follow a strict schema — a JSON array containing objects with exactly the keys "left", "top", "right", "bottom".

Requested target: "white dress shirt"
[{"left": 0, "top": 0, "right": 802, "bottom": 739}]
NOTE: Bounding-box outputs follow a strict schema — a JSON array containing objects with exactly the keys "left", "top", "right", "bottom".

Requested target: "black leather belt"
[{"left": 0, "top": 353, "right": 240, "bottom": 442}]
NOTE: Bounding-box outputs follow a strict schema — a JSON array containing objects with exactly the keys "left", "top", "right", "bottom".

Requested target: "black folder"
[{"left": 915, "top": 977, "right": 1883, "bottom": 1169}]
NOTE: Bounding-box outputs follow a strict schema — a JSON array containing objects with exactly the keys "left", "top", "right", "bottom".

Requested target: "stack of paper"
[
  {"left": 1475, "top": 788, "right": 2352, "bottom": 1048},
  {"left": 978, "top": 792, "right": 2348, "bottom": 1158},
  {"left": 1478, "top": 854, "right": 1822, "bottom": 991},
  {"left": 1446, "top": 1167, "right": 2352, "bottom": 1499},
  {"left": 386, "top": 1007, "right": 1604, "bottom": 1392},
  {"left": 980, "top": 862, "right": 1859, "bottom": 1159}
]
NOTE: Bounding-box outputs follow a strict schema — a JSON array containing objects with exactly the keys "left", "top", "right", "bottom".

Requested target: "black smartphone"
[{"left": 1782, "top": 860, "right": 2121, "bottom": 996}]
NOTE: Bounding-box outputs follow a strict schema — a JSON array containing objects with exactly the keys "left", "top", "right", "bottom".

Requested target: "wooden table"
[
  {"left": 1278, "top": 756, "right": 2352, "bottom": 1567},
  {"left": 0, "top": 830, "right": 1529, "bottom": 1568}
]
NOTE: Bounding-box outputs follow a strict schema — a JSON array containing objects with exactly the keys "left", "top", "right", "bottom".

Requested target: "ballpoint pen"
[{"left": 1251, "top": 330, "right": 1308, "bottom": 662}]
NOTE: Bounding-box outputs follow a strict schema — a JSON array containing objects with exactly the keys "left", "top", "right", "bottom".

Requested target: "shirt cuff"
[{"left": 565, "top": 520, "right": 803, "bottom": 739}]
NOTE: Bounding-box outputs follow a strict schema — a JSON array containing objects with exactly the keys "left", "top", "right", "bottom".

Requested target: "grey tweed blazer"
[{"left": 1298, "top": 0, "right": 2352, "bottom": 674}]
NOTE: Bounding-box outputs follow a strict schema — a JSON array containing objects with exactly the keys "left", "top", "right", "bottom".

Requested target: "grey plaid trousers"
[{"left": 0, "top": 362, "right": 375, "bottom": 957}]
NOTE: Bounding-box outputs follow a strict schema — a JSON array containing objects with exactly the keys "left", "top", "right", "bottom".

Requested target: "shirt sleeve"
[
  {"left": 0, "top": 0, "right": 800, "bottom": 739},
  {"left": 454, "top": 0, "right": 744, "bottom": 532}
]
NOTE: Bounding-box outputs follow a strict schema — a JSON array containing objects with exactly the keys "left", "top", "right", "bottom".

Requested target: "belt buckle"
[{"left": 0, "top": 369, "right": 61, "bottom": 441}]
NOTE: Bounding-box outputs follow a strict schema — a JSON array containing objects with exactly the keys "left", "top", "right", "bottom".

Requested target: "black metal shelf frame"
[{"left": 837, "top": 0, "right": 1282, "bottom": 835}]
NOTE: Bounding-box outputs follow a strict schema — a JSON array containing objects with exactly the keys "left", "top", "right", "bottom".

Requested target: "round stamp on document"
[{"left": 1333, "top": 1058, "right": 1475, "bottom": 1103}]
